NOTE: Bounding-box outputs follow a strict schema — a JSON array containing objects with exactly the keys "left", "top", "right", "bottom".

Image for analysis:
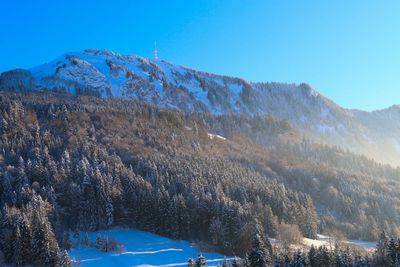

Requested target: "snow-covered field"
[
  {"left": 68, "top": 228, "right": 376, "bottom": 266},
  {"left": 349, "top": 240, "right": 376, "bottom": 250},
  {"left": 69, "top": 228, "right": 231, "bottom": 267},
  {"left": 304, "top": 234, "right": 376, "bottom": 251}
]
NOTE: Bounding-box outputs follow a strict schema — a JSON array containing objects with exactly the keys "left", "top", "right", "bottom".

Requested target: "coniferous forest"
[{"left": 1, "top": 92, "right": 400, "bottom": 266}]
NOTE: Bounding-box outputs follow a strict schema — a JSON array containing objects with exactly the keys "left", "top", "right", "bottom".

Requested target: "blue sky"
[{"left": 1, "top": 0, "right": 399, "bottom": 111}]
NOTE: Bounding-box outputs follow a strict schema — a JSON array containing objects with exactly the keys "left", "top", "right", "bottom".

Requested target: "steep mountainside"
[
  {"left": 1, "top": 92, "right": 400, "bottom": 265},
  {"left": 1, "top": 49, "right": 399, "bottom": 164}
]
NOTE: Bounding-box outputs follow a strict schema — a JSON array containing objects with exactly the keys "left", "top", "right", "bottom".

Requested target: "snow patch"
[
  {"left": 348, "top": 240, "right": 376, "bottom": 250},
  {"left": 317, "top": 234, "right": 329, "bottom": 240},
  {"left": 115, "top": 248, "right": 183, "bottom": 256},
  {"left": 207, "top": 133, "right": 227, "bottom": 141}
]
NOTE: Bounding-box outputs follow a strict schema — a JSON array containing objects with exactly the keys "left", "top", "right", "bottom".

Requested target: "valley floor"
[
  {"left": 69, "top": 228, "right": 231, "bottom": 267},
  {"left": 68, "top": 228, "right": 376, "bottom": 267}
]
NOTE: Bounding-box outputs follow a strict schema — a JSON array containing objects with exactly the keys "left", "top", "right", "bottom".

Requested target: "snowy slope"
[
  {"left": 0, "top": 49, "right": 337, "bottom": 116},
  {"left": 68, "top": 228, "right": 232, "bottom": 267},
  {"left": 1, "top": 48, "right": 400, "bottom": 165}
]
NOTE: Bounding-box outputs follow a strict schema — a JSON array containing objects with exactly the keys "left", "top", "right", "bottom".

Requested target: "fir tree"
[
  {"left": 308, "top": 245, "right": 317, "bottom": 267},
  {"left": 387, "top": 237, "right": 399, "bottom": 266},
  {"left": 30, "top": 205, "right": 60, "bottom": 266},
  {"left": 375, "top": 230, "right": 389, "bottom": 266},
  {"left": 19, "top": 215, "right": 32, "bottom": 263},
  {"left": 232, "top": 257, "right": 241, "bottom": 267},
  {"left": 188, "top": 258, "right": 195, "bottom": 267},
  {"left": 196, "top": 253, "right": 207, "bottom": 267},
  {"left": 247, "top": 222, "right": 272, "bottom": 267},
  {"left": 12, "top": 225, "right": 23, "bottom": 266},
  {"left": 60, "top": 249, "right": 72, "bottom": 267},
  {"left": 291, "top": 250, "right": 305, "bottom": 267}
]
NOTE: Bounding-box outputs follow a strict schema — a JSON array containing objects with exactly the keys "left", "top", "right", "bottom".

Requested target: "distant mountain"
[{"left": 1, "top": 49, "right": 399, "bottom": 165}]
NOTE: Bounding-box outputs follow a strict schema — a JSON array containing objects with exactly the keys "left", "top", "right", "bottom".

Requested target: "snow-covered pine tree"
[
  {"left": 20, "top": 214, "right": 32, "bottom": 263},
  {"left": 16, "top": 156, "right": 29, "bottom": 190},
  {"left": 247, "top": 221, "right": 272, "bottom": 267},
  {"left": 209, "top": 217, "right": 225, "bottom": 247},
  {"left": 60, "top": 249, "right": 72, "bottom": 267},
  {"left": 315, "top": 246, "right": 332, "bottom": 267},
  {"left": 30, "top": 199, "right": 60, "bottom": 266},
  {"left": 308, "top": 245, "right": 317, "bottom": 267},
  {"left": 12, "top": 225, "right": 23, "bottom": 266},
  {"left": 334, "top": 245, "right": 345, "bottom": 267},
  {"left": 291, "top": 250, "right": 306, "bottom": 267},
  {"left": 231, "top": 257, "right": 241, "bottom": 267},
  {"left": 196, "top": 253, "right": 207, "bottom": 267},
  {"left": 264, "top": 205, "right": 278, "bottom": 238},
  {"left": 188, "top": 258, "right": 195, "bottom": 267},
  {"left": 387, "top": 237, "right": 399, "bottom": 266},
  {"left": 375, "top": 230, "right": 389, "bottom": 266}
]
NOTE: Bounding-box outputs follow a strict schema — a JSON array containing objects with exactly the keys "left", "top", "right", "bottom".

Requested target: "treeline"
[{"left": 191, "top": 224, "right": 400, "bottom": 267}]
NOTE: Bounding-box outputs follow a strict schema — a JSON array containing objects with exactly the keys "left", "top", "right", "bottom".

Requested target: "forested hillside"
[
  {"left": 0, "top": 92, "right": 400, "bottom": 266},
  {"left": 3, "top": 49, "right": 400, "bottom": 165}
]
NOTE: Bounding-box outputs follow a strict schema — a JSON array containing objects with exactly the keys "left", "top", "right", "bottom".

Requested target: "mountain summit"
[
  {"left": 1, "top": 49, "right": 400, "bottom": 165},
  {"left": 0, "top": 49, "right": 324, "bottom": 114}
]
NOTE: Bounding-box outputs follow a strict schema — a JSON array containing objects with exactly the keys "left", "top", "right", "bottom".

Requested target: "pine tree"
[
  {"left": 308, "top": 245, "right": 317, "bottom": 267},
  {"left": 291, "top": 250, "right": 306, "bottom": 267},
  {"left": 196, "top": 253, "right": 207, "bottom": 267},
  {"left": 1, "top": 172, "right": 14, "bottom": 205},
  {"left": 0, "top": 205, "right": 15, "bottom": 262},
  {"left": 188, "top": 258, "right": 195, "bottom": 267},
  {"left": 60, "top": 249, "right": 72, "bottom": 267},
  {"left": 247, "top": 222, "right": 272, "bottom": 267},
  {"left": 375, "top": 230, "right": 389, "bottom": 266},
  {"left": 209, "top": 217, "right": 225, "bottom": 247},
  {"left": 19, "top": 215, "right": 32, "bottom": 263},
  {"left": 31, "top": 205, "right": 60, "bottom": 266},
  {"left": 264, "top": 205, "right": 278, "bottom": 238},
  {"left": 315, "top": 246, "right": 332, "bottom": 267},
  {"left": 342, "top": 246, "right": 353, "bottom": 267},
  {"left": 302, "top": 196, "right": 318, "bottom": 239},
  {"left": 283, "top": 254, "right": 290, "bottom": 267},
  {"left": 232, "top": 257, "right": 241, "bottom": 267},
  {"left": 334, "top": 245, "right": 344, "bottom": 267},
  {"left": 16, "top": 156, "right": 29, "bottom": 191},
  {"left": 13, "top": 225, "right": 23, "bottom": 266},
  {"left": 177, "top": 194, "right": 190, "bottom": 238},
  {"left": 387, "top": 237, "right": 398, "bottom": 266}
]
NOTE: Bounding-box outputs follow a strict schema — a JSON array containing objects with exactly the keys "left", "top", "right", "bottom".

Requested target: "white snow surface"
[
  {"left": 314, "top": 234, "right": 376, "bottom": 250},
  {"left": 349, "top": 240, "right": 376, "bottom": 250},
  {"left": 69, "top": 228, "right": 232, "bottom": 267},
  {"left": 207, "top": 133, "right": 227, "bottom": 141}
]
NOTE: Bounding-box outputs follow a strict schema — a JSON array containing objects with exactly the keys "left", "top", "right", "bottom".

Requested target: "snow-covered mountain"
[{"left": 1, "top": 49, "right": 399, "bottom": 165}]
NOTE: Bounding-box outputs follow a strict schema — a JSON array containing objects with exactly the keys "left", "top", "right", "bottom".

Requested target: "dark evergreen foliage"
[
  {"left": 0, "top": 92, "right": 399, "bottom": 265},
  {"left": 247, "top": 222, "right": 272, "bottom": 267}
]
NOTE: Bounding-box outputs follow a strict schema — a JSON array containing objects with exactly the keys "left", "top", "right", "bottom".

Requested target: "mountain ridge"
[{"left": 1, "top": 48, "right": 400, "bottom": 165}]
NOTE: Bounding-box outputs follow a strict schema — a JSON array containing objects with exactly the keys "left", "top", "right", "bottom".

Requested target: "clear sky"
[{"left": 1, "top": 0, "right": 400, "bottom": 111}]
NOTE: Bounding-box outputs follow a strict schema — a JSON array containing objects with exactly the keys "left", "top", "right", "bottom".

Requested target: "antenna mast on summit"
[{"left": 154, "top": 42, "right": 158, "bottom": 60}]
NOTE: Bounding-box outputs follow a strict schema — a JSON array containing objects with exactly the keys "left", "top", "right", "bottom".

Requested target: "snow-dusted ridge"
[
  {"left": 1, "top": 48, "right": 400, "bottom": 165},
  {"left": 1, "top": 49, "right": 328, "bottom": 116}
]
